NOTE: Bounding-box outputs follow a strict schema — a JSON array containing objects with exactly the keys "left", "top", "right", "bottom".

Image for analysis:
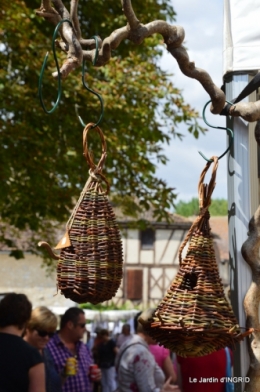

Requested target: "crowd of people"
[{"left": 0, "top": 293, "right": 233, "bottom": 392}]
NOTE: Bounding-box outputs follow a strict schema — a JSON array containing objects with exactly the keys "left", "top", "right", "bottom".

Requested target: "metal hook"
[
  {"left": 198, "top": 100, "right": 234, "bottom": 162},
  {"left": 38, "top": 19, "right": 72, "bottom": 114},
  {"left": 77, "top": 36, "right": 104, "bottom": 129}
]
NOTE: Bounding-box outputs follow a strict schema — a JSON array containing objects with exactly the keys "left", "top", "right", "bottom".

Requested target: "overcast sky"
[{"left": 157, "top": 0, "right": 227, "bottom": 203}]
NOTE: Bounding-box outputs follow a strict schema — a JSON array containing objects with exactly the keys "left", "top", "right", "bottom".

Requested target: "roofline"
[{"left": 118, "top": 221, "right": 192, "bottom": 230}]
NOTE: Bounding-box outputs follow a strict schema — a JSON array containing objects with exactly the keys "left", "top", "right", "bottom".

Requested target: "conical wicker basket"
[
  {"left": 142, "top": 157, "right": 242, "bottom": 357},
  {"left": 55, "top": 123, "right": 123, "bottom": 304}
]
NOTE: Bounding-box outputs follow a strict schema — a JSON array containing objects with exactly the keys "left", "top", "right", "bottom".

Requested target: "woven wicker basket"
[
  {"left": 55, "top": 123, "right": 123, "bottom": 304},
  {"left": 142, "top": 157, "right": 242, "bottom": 357}
]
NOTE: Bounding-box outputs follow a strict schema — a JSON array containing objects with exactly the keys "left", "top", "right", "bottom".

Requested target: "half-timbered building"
[{"left": 0, "top": 213, "right": 229, "bottom": 308}]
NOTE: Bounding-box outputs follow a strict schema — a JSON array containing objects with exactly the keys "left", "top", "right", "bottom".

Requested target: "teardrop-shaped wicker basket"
[
  {"left": 141, "top": 157, "right": 243, "bottom": 357},
  {"left": 55, "top": 123, "right": 123, "bottom": 304}
]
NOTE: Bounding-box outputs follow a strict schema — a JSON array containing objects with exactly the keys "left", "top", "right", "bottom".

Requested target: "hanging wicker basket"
[
  {"left": 52, "top": 123, "right": 123, "bottom": 304},
  {"left": 141, "top": 157, "right": 242, "bottom": 357}
]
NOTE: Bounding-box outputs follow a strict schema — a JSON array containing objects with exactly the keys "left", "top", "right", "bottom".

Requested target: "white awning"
[
  {"left": 82, "top": 309, "right": 140, "bottom": 322},
  {"left": 99, "top": 309, "right": 140, "bottom": 322},
  {"left": 223, "top": 0, "right": 260, "bottom": 75},
  {"left": 49, "top": 306, "right": 140, "bottom": 322}
]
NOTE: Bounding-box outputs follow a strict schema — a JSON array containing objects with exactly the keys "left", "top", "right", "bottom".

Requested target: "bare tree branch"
[
  {"left": 70, "top": 0, "right": 81, "bottom": 40},
  {"left": 230, "top": 101, "right": 260, "bottom": 122},
  {"left": 241, "top": 206, "right": 260, "bottom": 392},
  {"left": 52, "top": 0, "right": 83, "bottom": 78},
  {"left": 36, "top": 0, "right": 61, "bottom": 25},
  {"left": 35, "top": 0, "right": 260, "bottom": 120},
  {"left": 82, "top": 26, "right": 129, "bottom": 65},
  {"left": 80, "top": 37, "right": 102, "bottom": 49},
  {"left": 121, "top": 0, "right": 141, "bottom": 30},
  {"left": 166, "top": 45, "right": 225, "bottom": 115}
]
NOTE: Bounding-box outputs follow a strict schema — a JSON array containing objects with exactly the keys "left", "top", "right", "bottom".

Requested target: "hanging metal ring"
[
  {"left": 77, "top": 36, "right": 104, "bottom": 129},
  {"left": 38, "top": 19, "right": 72, "bottom": 114},
  {"left": 82, "top": 122, "right": 107, "bottom": 172},
  {"left": 198, "top": 100, "right": 234, "bottom": 162}
]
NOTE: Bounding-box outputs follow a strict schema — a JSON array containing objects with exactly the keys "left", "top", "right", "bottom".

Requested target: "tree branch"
[
  {"left": 241, "top": 207, "right": 260, "bottom": 392},
  {"left": 70, "top": 0, "right": 81, "bottom": 40},
  {"left": 121, "top": 0, "right": 140, "bottom": 30},
  {"left": 230, "top": 101, "right": 260, "bottom": 122},
  {"left": 36, "top": 0, "right": 61, "bottom": 25},
  {"left": 35, "top": 0, "right": 260, "bottom": 120},
  {"left": 166, "top": 45, "right": 225, "bottom": 115}
]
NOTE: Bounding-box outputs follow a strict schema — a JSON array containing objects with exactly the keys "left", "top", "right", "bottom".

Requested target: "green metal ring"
[{"left": 38, "top": 18, "right": 72, "bottom": 114}]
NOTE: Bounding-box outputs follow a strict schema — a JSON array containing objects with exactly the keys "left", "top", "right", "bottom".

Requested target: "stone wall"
[{"left": 0, "top": 252, "right": 75, "bottom": 308}]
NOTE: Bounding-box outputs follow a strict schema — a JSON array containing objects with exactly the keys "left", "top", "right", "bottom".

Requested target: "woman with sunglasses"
[{"left": 24, "top": 306, "right": 62, "bottom": 392}]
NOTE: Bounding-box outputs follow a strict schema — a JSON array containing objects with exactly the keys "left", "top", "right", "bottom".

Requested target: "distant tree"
[
  {"left": 174, "top": 198, "right": 228, "bottom": 217},
  {"left": 174, "top": 198, "right": 200, "bottom": 217},
  {"left": 209, "top": 199, "right": 228, "bottom": 216}
]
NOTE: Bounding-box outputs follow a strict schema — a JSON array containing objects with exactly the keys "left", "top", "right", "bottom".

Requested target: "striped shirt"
[{"left": 47, "top": 333, "right": 93, "bottom": 392}]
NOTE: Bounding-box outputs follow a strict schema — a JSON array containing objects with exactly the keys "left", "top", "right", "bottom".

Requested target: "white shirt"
[{"left": 115, "top": 335, "right": 165, "bottom": 392}]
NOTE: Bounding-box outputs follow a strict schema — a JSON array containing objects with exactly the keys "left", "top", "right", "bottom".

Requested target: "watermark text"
[{"left": 189, "top": 377, "right": 250, "bottom": 383}]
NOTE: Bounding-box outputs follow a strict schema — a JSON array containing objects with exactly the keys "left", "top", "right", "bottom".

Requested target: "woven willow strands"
[
  {"left": 142, "top": 157, "right": 242, "bottom": 357},
  {"left": 55, "top": 123, "right": 123, "bottom": 304}
]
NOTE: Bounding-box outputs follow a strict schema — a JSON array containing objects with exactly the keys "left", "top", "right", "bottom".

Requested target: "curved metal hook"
[
  {"left": 38, "top": 19, "right": 72, "bottom": 114},
  {"left": 198, "top": 100, "right": 234, "bottom": 162},
  {"left": 92, "top": 35, "right": 99, "bottom": 66},
  {"left": 77, "top": 36, "right": 104, "bottom": 129}
]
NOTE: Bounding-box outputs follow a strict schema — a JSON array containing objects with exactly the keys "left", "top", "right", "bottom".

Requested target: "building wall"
[
  {"left": 0, "top": 252, "right": 75, "bottom": 308},
  {"left": 116, "top": 227, "right": 190, "bottom": 307}
]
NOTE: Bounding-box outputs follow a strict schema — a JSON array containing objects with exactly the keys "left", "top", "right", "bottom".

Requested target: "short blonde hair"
[{"left": 27, "top": 306, "right": 58, "bottom": 332}]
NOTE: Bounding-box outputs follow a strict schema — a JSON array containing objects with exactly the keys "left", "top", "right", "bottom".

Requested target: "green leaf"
[{"left": 9, "top": 249, "right": 24, "bottom": 259}]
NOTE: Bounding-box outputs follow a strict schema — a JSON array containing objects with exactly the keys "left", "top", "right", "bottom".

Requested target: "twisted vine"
[{"left": 36, "top": 0, "right": 260, "bottom": 121}]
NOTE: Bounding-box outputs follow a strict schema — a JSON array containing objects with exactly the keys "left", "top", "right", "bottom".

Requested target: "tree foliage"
[
  {"left": 174, "top": 198, "right": 228, "bottom": 217},
  {"left": 0, "top": 0, "right": 206, "bottom": 260},
  {"left": 79, "top": 301, "right": 131, "bottom": 311}
]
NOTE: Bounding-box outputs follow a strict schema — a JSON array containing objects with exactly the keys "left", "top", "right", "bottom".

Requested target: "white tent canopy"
[
  {"left": 50, "top": 306, "right": 140, "bottom": 323},
  {"left": 49, "top": 307, "right": 140, "bottom": 335},
  {"left": 223, "top": 0, "right": 260, "bottom": 74},
  {"left": 49, "top": 307, "right": 140, "bottom": 322},
  {"left": 82, "top": 310, "right": 140, "bottom": 335}
]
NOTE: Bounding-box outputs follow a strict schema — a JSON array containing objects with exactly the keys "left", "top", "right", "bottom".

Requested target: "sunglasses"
[
  {"left": 76, "top": 323, "right": 86, "bottom": 328},
  {"left": 36, "top": 330, "right": 55, "bottom": 338}
]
